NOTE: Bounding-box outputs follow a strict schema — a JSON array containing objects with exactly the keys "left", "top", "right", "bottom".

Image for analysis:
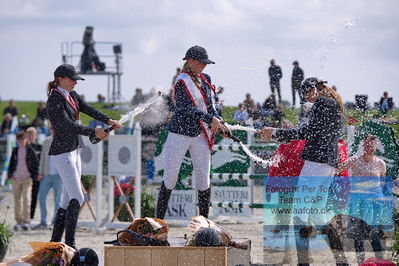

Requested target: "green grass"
[
  {"left": 0, "top": 101, "right": 124, "bottom": 126},
  {"left": 1, "top": 101, "right": 398, "bottom": 138}
]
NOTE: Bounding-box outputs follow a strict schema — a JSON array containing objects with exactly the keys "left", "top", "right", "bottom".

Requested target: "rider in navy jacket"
[
  {"left": 275, "top": 96, "right": 342, "bottom": 168},
  {"left": 168, "top": 73, "right": 221, "bottom": 137},
  {"left": 46, "top": 90, "right": 110, "bottom": 155}
]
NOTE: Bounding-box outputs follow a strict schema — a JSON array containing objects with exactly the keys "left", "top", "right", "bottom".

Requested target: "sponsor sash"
[{"left": 176, "top": 71, "right": 215, "bottom": 150}]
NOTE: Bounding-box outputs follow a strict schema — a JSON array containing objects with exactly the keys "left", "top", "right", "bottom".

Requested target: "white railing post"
[
  {"left": 95, "top": 141, "right": 103, "bottom": 228},
  {"left": 1, "top": 134, "right": 16, "bottom": 186},
  {"left": 134, "top": 122, "right": 142, "bottom": 218}
]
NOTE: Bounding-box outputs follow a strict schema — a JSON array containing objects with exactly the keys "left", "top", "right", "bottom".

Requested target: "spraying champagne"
[
  {"left": 89, "top": 125, "right": 117, "bottom": 144},
  {"left": 220, "top": 122, "right": 241, "bottom": 143},
  {"left": 89, "top": 92, "right": 163, "bottom": 144}
]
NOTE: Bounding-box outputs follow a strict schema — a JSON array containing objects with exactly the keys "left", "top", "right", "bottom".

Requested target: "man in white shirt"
[
  {"left": 337, "top": 134, "right": 386, "bottom": 177},
  {"left": 337, "top": 134, "right": 387, "bottom": 229}
]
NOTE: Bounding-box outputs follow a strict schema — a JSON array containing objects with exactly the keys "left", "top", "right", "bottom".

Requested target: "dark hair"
[
  {"left": 364, "top": 135, "right": 376, "bottom": 141},
  {"left": 47, "top": 79, "right": 58, "bottom": 97},
  {"left": 16, "top": 131, "right": 26, "bottom": 140}
]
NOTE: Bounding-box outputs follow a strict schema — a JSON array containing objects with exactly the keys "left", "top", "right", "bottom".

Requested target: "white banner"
[
  {"left": 211, "top": 186, "right": 252, "bottom": 216},
  {"left": 163, "top": 189, "right": 197, "bottom": 219},
  {"left": 81, "top": 136, "right": 102, "bottom": 175},
  {"left": 108, "top": 135, "right": 139, "bottom": 176}
]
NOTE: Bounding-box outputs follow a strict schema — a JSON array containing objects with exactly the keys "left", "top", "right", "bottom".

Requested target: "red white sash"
[
  {"left": 176, "top": 71, "right": 215, "bottom": 150},
  {"left": 53, "top": 88, "right": 79, "bottom": 120}
]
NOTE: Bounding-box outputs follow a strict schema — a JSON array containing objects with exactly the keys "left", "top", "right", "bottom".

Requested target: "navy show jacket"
[
  {"left": 275, "top": 97, "right": 342, "bottom": 168},
  {"left": 168, "top": 73, "right": 220, "bottom": 137},
  {"left": 46, "top": 89, "right": 110, "bottom": 155}
]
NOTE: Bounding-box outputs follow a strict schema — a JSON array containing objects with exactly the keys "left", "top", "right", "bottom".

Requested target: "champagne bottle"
[
  {"left": 220, "top": 123, "right": 241, "bottom": 143},
  {"left": 89, "top": 125, "right": 116, "bottom": 144}
]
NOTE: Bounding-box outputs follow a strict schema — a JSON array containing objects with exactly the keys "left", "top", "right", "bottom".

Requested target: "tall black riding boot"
[
  {"left": 64, "top": 199, "right": 80, "bottom": 250},
  {"left": 50, "top": 207, "right": 66, "bottom": 242},
  {"left": 156, "top": 182, "right": 172, "bottom": 219},
  {"left": 198, "top": 188, "right": 211, "bottom": 218}
]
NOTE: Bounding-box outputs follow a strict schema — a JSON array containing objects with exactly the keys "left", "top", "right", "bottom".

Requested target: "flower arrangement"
[
  {"left": 22, "top": 242, "right": 75, "bottom": 266},
  {"left": 32, "top": 247, "right": 64, "bottom": 266},
  {"left": 114, "top": 183, "right": 135, "bottom": 197}
]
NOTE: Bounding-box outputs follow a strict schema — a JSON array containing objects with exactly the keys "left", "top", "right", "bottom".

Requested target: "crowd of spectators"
[
  {"left": 233, "top": 93, "right": 287, "bottom": 129},
  {"left": 1, "top": 100, "right": 50, "bottom": 138}
]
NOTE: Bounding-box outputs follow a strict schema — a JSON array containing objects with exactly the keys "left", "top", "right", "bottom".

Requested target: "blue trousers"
[{"left": 38, "top": 174, "right": 63, "bottom": 224}]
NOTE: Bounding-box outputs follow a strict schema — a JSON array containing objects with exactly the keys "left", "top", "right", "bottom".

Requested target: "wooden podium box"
[{"left": 104, "top": 238, "right": 251, "bottom": 266}]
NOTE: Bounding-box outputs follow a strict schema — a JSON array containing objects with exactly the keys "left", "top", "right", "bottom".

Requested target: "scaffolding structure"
[{"left": 61, "top": 41, "right": 123, "bottom": 103}]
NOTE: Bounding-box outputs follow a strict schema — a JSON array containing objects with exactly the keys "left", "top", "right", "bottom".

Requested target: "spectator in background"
[
  {"left": 1, "top": 113, "right": 13, "bottom": 137},
  {"left": 263, "top": 94, "right": 277, "bottom": 111},
  {"left": 97, "top": 94, "right": 106, "bottom": 103},
  {"left": 8, "top": 131, "right": 40, "bottom": 231},
  {"left": 233, "top": 103, "right": 249, "bottom": 125},
  {"left": 335, "top": 134, "right": 387, "bottom": 263},
  {"left": 36, "top": 101, "right": 47, "bottom": 121},
  {"left": 243, "top": 93, "right": 257, "bottom": 118},
  {"left": 18, "top": 114, "right": 30, "bottom": 131},
  {"left": 3, "top": 99, "right": 18, "bottom": 117},
  {"left": 26, "top": 127, "right": 42, "bottom": 221},
  {"left": 214, "top": 86, "right": 225, "bottom": 116},
  {"left": 379, "top": 91, "right": 394, "bottom": 117},
  {"left": 33, "top": 125, "right": 63, "bottom": 230},
  {"left": 272, "top": 105, "right": 285, "bottom": 128},
  {"left": 131, "top": 88, "right": 145, "bottom": 107},
  {"left": 268, "top": 59, "right": 283, "bottom": 103},
  {"left": 259, "top": 94, "right": 281, "bottom": 128},
  {"left": 291, "top": 61, "right": 304, "bottom": 107},
  {"left": 31, "top": 118, "right": 46, "bottom": 135},
  {"left": 171, "top": 67, "right": 181, "bottom": 87}
]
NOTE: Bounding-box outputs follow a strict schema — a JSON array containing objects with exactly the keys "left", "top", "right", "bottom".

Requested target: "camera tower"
[{"left": 61, "top": 26, "right": 123, "bottom": 103}]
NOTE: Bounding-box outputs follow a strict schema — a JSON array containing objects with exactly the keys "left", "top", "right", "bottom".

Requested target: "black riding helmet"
[
  {"left": 70, "top": 248, "right": 99, "bottom": 266},
  {"left": 301, "top": 77, "right": 328, "bottom": 95},
  {"left": 194, "top": 228, "right": 222, "bottom": 247}
]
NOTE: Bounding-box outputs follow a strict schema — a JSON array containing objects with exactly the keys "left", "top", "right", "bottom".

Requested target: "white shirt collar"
[{"left": 57, "top": 86, "right": 70, "bottom": 98}]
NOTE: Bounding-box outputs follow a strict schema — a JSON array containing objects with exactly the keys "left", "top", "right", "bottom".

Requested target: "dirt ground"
[{"left": 0, "top": 184, "right": 396, "bottom": 265}]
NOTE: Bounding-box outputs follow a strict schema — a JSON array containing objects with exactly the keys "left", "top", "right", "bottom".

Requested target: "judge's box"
[{"left": 104, "top": 237, "right": 251, "bottom": 266}]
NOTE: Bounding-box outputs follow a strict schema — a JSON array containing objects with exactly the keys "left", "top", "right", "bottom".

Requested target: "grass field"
[{"left": 1, "top": 101, "right": 398, "bottom": 138}]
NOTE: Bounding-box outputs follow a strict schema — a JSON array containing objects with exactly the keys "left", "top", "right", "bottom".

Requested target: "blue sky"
[{"left": 0, "top": 0, "right": 398, "bottom": 106}]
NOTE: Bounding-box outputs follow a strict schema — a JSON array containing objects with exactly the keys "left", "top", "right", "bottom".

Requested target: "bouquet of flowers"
[
  {"left": 114, "top": 183, "right": 135, "bottom": 197},
  {"left": 22, "top": 242, "right": 76, "bottom": 266}
]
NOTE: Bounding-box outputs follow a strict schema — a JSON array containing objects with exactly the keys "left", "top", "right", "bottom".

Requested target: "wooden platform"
[{"left": 104, "top": 238, "right": 251, "bottom": 266}]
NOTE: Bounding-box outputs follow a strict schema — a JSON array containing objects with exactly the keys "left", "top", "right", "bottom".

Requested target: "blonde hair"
[
  {"left": 320, "top": 86, "right": 345, "bottom": 117},
  {"left": 181, "top": 62, "right": 201, "bottom": 88},
  {"left": 26, "top": 127, "right": 37, "bottom": 134},
  {"left": 182, "top": 62, "right": 190, "bottom": 72}
]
